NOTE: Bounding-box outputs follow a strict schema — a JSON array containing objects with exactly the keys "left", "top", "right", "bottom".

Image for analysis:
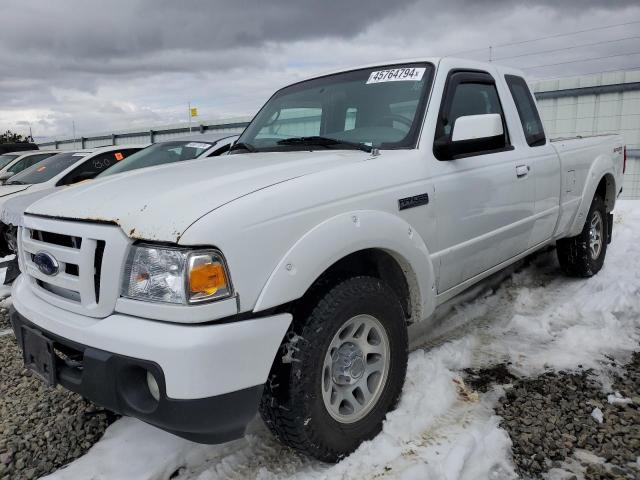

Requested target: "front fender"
[{"left": 254, "top": 210, "right": 436, "bottom": 321}]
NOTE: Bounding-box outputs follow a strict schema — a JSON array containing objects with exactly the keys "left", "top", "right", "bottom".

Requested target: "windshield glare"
[
  {"left": 98, "top": 141, "right": 213, "bottom": 177},
  {"left": 236, "top": 63, "right": 433, "bottom": 152},
  {"left": 0, "top": 154, "right": 19, "bottom": 170},
  {"left": 7, "top": 152, "right": 84, "bottom": 185}
]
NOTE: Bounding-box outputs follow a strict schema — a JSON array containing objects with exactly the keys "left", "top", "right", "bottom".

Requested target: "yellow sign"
[{"left": 190, "top": 107, "right": 198, "bottom": 117}]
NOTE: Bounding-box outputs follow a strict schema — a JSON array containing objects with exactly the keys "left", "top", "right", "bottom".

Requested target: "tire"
[
  {"left": 259, "top": 276, "right": 408, "bottom": 462},
  {"left": 556, "top": 195, "right": 608, "bottom": 277}
]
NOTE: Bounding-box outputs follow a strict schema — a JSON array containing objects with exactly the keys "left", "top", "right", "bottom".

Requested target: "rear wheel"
[
  {"left": 556, "top": 195, "right": 608, "bottom": 277},
  {"left": 259, "top": 276, "right": 408, "bottom": 462}
]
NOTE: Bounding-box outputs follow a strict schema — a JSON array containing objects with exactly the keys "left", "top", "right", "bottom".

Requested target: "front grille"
[
  {"left": 19, "top": 216, "right": 130, "bottom": 318},
  {"left": 23, "top": 229, "right": 100, "bottom": 304},
  {"left": 94, "top": 240, "right": 105, "bottom": 303},
  {"left": 31, "top": 229, "right": 82, "bottom": 249}
]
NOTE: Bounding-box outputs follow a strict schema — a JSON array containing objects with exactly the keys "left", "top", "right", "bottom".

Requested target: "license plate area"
[{"left": 21, "top": 326, "right": 57, "bottom": 387}]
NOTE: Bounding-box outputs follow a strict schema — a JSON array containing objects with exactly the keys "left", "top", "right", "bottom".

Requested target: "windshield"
[
  {"left": 0, "top": 154, "right": 20, "bottom": 170},
  {"left": 7, "top": 152, "right": 85, "bottom": 185},
  {"left": 235, "top": 63, "right": 433, "bottom": 153},
  {"left": 98, "top": 141, "right": 214, "bottom": 177}
]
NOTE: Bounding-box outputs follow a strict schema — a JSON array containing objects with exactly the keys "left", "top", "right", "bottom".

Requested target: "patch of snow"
[
  {"left": 43, "top": 202, "right": 640, "bottom": 480},
  {"left": 0, "top": 296, "right": 11, "bottom": 309},
  {"left": 280, "top": 332, "right": 302, "bottom": 364},
  {"left": 591, "top": 408, "right": 604, "bottom": 424},
  {"left": 607, "top": 392, "right": 632, "bottom": 405}
]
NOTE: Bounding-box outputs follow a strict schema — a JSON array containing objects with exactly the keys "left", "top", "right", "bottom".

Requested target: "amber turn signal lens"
[{"left": 189, "top": 261, "right": 227, "bottom": 296}]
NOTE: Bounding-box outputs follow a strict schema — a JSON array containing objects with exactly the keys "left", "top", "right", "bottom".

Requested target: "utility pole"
[
  {"left": 188, "top": 102, "right": 192, "bottom": 133},
  {"left": 72, "top": 120, "right": 76, "bottom": 148},
  {"left": 489, "top": 45, "right": 493, "bottom": 62}
]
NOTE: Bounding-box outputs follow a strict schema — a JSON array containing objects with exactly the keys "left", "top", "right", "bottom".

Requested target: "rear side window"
[{"left": 505, "top": 75, "right": 546, "bottom": 147}]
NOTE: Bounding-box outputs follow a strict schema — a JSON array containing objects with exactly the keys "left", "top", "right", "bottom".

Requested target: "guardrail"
[{"left": 38, "top": 119, "right": 252, "bottom": 150}]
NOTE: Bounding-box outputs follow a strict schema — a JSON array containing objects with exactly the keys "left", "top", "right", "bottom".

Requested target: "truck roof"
[{"left": 294, "top": 57, "right": 528, "bottom": 86}]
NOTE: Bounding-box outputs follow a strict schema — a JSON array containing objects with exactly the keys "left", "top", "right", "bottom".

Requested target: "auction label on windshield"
[{"left": 366, "top": 67, "right": 425, "bottom": 84}]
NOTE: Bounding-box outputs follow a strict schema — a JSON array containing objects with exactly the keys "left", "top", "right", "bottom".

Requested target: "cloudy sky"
[{"left": 1, "top": 0, "right": 639, "bottom": 141}]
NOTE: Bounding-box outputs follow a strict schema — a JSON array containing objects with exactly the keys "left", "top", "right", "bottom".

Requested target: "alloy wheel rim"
[
  {"left": 589, "top": 211, "right": 603, "bottom": 260},
  {"left": 321, "top": 314, "right": 390, "bottom": 424}
]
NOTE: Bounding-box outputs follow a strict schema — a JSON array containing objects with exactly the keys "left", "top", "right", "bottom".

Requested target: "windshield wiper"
[
  {"left": 6, "top": 180, "right": 24, "bottom": 185},
  {"left": 229, "top": 141, "right": 256, "bottom": 153},
  {"left": 277, "top": 136, "right": 373, "bottom": 153}
]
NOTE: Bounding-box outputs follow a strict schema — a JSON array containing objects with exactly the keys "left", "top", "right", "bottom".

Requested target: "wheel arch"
[
  {"left": 567, "top": 159, "right": 617, "bottom": 238},
  {"left": 253, "top": 210, "right": 436, "bottom": 323}
]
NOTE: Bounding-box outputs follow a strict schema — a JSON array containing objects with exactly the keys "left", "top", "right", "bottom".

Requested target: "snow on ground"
[{"left": 44, "top": 202, "right": 640, "bottom": 480}]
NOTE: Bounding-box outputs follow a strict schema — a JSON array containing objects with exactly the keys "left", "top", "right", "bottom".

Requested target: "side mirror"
[
  {"left": 434, "top": 113, "right": 506, "bottom": 160},
  {"left": 451, "top": 113, "right": 503, "bottom": 142},
  {"left": 0, "top": 172, "right": 13, "bottom": 184}
]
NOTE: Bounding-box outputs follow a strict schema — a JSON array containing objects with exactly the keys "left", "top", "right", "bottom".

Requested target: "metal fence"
[{"left": 38, "top": 117, "right": 252, "bottom": 150}]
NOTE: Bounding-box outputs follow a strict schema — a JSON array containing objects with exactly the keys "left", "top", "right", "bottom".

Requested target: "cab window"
[{"left": 505, "top": 74, "right": 546, "bottom": 147}]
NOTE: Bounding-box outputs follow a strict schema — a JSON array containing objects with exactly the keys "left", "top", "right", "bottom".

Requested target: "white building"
[{"left": 532, "top": 70, "right": 640, "bottom": 199}]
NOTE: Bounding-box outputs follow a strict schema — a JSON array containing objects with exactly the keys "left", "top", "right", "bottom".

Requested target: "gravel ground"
[
  {"left": 464, "top": 352, "right": 640, "bottom": 480},
  {"left": 0, "top": 307, "right": 10, "bottom": 332},
  {"left": 0, "top": 310, "right": 118, "bottom": 480}
]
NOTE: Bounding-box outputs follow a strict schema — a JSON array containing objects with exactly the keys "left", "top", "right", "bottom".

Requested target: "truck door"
[
  {"left": 430, "top": 70, "right": 536, "bottom": 293},
  {"left": 503, "top": 74, "right": 560, "bottom": 247}
]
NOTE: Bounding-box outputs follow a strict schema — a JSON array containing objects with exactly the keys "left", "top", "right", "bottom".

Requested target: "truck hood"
[{"left": 26, "top": 151, "right": 369, "bottom": 242}]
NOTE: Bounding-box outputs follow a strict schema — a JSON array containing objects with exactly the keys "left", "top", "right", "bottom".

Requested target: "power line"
[
  {"left": 495, "top": 35, "right": 640, "bottom": 61},
  {"left": 523, "top": 52, "right": 640, "bottom": 70},
  {"left": 450, "top": 19, "right": 640, "bottom": 56}
]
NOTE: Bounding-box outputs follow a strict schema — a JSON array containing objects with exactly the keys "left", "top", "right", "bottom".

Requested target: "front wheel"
[
  {"left": 556, "top": 194, "right": 609, "bottom": 277},
  {"left": 259, "top": 276, "right": 408, "bottom": 462}
]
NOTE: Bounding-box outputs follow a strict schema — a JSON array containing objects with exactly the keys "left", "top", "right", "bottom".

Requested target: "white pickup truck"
[{"left": 10, "top": 57, "right": 624, "bottom": 462}]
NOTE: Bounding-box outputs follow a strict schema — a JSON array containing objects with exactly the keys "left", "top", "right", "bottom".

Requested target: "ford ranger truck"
[{"left": 10, "top": 58, "right": 624, "bottom": 462}]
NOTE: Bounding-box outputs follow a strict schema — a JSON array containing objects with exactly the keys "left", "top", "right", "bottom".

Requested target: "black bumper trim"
[{"left": 10, "top": 308, "right": 262, "bottom": 444}]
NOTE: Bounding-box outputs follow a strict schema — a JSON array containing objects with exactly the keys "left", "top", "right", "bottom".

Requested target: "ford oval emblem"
[{"left": 34, "top": 251, "right": 59, "bottom": 276}]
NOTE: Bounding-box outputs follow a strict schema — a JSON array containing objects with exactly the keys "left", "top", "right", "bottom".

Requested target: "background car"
[
  {"left": 0, "top": 134, "right": 237, "bottom": 281},
  {"left": 0, "top": 145, "right": 142, "bottom": 259},
  {"left": 0, "top": 150, "right": 59, "bottom": 183},
  {"left": 97, "top": 133, "right": 237, "bottom": 178}
]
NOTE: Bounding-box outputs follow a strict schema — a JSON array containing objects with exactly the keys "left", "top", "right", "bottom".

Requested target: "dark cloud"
[{"left": 0, "top": 0, "right": 639, "bottom": 138}]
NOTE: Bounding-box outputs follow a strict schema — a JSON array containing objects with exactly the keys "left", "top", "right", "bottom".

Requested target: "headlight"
[{"left": 122, "top": 244, "right": 232, "bottom": 304}]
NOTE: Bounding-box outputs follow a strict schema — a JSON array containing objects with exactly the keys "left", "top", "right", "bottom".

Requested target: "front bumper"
[
  {"left": 12, "top": 310, "right": 262, "bottom": 443},
  {"left": 10, "top": 275, "right": 292, "bottom": 443}
]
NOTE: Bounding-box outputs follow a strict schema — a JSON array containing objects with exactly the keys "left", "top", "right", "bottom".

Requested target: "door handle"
[{"left": 516, "top": 165, "right": 530, "bottom": 178}]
